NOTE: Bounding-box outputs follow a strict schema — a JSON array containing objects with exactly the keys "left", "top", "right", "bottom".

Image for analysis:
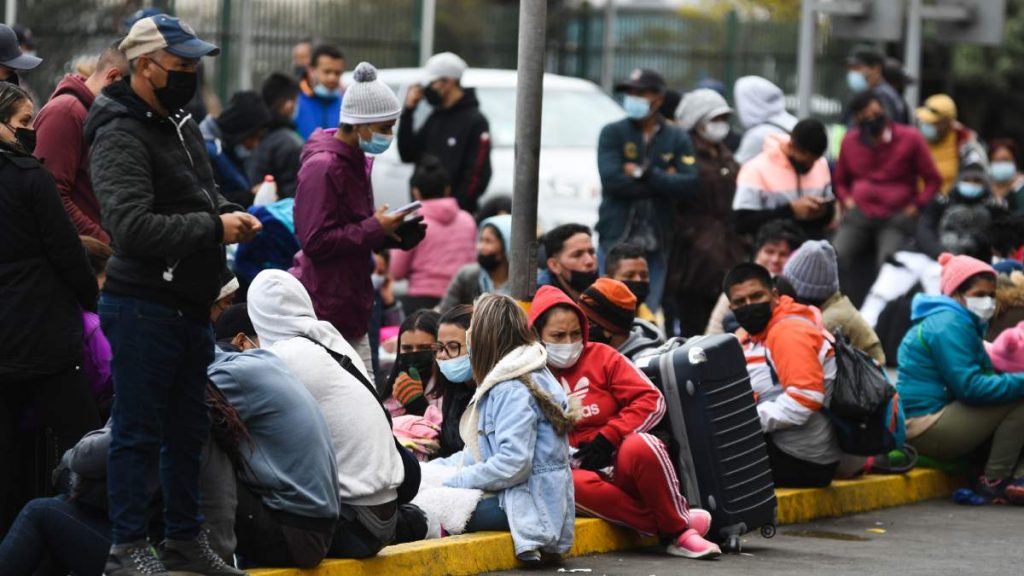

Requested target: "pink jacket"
[
  {"left": 734, "top": 132, "right": 833, "bottom": 211},
  {"left": 390, "top": 198, "right": 477, "bottom": 298}
]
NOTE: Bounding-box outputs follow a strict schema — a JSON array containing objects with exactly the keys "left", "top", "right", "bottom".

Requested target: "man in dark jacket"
[
  {"left": 595, "top": 68, "right": 699, "bottom": 313},
  {"left": 34, "top": 42, "right": 128, "bottom": 244},
  {"left": 398, "top": 52, "right": 491, "bottom": 213},
  {"left": 247, "top": 72, "right": 304, "bottom": 198},
  {"left": 199, "top": 90, "right": 272, "bottom": 207},
  {"left": 85, "top": 15, "right": 257, "bottom": 576}
]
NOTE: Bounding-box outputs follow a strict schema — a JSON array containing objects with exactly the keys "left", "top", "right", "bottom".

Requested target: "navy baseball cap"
[
  {"left": 120, "top": 15, "right": 219, "bottom": 61},
  {"left": 0, "top": 24, "right": 41, "bottom": 70}
]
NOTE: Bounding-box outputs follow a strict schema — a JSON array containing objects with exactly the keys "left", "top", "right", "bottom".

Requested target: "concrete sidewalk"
[{"left": 251, "top": 469, "right": 963, "bottom": 576}]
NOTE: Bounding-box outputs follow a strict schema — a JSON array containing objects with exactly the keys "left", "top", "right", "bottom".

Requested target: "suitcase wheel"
[
  {"left": 760, "top": 524, "right": 776, "bottom": 539},
  {"left": 724, "top": 535, "right": 742, "bottom": 554}
]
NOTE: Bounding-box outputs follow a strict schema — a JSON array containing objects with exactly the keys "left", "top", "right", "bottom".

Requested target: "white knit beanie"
[
  {"left": 340, "top": 62, "right": 401, "bottom": 125},
  {"left": 675, "top": 88, "right": 733, "bottom": 131}
]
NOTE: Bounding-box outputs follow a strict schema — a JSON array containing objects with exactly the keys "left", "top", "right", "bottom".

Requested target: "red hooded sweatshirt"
[{"left": 527, "top": 285, "right": 665, "bottom": 448}]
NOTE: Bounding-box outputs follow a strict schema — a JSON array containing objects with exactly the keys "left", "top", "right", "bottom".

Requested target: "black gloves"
[
  {"left": 384, "top": 215, "right": 428, "bottom": 251},
  {"left": 575, "top": 433, "right": 615, "bottom": 471}
]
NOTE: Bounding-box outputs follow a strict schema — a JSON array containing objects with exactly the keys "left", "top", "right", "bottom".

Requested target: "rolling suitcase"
[{"left": 635, "top": 334, "right": 777, "bottom": 553}]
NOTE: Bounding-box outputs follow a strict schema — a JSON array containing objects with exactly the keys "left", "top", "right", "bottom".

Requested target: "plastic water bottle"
[{"left": 253, "top": 175, "right": 278, "bottom": 206}]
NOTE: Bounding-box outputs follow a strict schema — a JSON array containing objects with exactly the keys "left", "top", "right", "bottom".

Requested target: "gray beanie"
[
  {"left": 782, "top": 239, "right": 839, "bottom": 303},
  {"left": 340, "top": 62, "right": 401, "bottom": 125},
  {"left": 675, "top": 88, "right": 733, "bottom": 131}
]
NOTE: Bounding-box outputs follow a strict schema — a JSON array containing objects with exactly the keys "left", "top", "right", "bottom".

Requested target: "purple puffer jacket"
[{"left": 82, "top": 311, "right": 112, "bottom": 405}]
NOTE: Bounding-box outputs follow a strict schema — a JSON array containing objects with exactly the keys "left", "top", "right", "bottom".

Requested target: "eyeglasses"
[{"left": 433, "top": 341, "right": 464, "bottom": 359}]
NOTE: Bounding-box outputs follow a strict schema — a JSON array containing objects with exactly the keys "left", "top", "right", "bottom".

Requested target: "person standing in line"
[
  {"left": 295, "top": 45, "right": 345, "bottom": 141},
  {"left": 85, "top": 15, "right": 258, "bottom": 575},
  {"left": 845, "top": 46, "right": 909, "bottom": 125},
  {"left": 0, "top": 24, "right": 40, "bottom": 86},
  {"left": 248, "top": 73, "right": 304, "bottom": 198},
  {"left": 732, "top": 76, "right": 798, "bottom": 164}
]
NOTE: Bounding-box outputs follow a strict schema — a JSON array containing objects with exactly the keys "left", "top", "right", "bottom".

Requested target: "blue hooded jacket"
[{"left": 896, "top": 294, "right": 1024, "bottom": 417}]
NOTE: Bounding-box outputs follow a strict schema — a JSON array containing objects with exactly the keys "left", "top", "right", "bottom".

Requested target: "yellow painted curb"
[{"left": 251, "top": 469, "right": 963, "bottom": 576}]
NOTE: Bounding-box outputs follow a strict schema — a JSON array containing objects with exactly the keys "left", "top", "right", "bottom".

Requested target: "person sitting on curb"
[
  {"left": 381, "top": 310, "right": 442, "bottom": 418},
  {"left": 528, "top": 285, "right": 720, "bottom": 560},
  {"left": 782, "top": 239, "right": 886, "bottom": 365},
  {"left": 536, "top": 223, "right": 599, "bottom": 302},
  {"left": 603, "top": 242, "right": 657, "bottom": 323},
  {"left": 434, "top": 294, "right": 576, "bottom": 564},
  {"left": 897, "top": 253, "right": 1024, "bottom": 504},
  {"left": 725, "top": 263, "right": 840, "bottom": 488},
  {"left": 579, "top": 278, "right": 665, "bottom": 362}
]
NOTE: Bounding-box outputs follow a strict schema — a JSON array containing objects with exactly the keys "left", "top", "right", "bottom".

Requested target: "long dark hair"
[
  {"left": 206, "top": 381, "right": 253, "bottom": 479},
  {"left": 437, "top": 305, "right": 475, "bottom": 458},
  {"left": 381, "top": 309, "right": 440, "bottom": 400}
]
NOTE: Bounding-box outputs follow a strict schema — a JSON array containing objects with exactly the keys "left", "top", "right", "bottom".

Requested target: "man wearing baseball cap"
[
  {"left": 916, "top": 93, "right": 988, "bottom": 195},
  {"left": 595, "top": 68, "right": 698, "bottom": 315},
  {"left": 84, "top": 14, "right": 255, "bottom": 576},
  {"left": 0, "top": 23, "right": 41, "bottom": 85},
  {"left": 398, "top": 51, "right": 492, "bottom": 212}
]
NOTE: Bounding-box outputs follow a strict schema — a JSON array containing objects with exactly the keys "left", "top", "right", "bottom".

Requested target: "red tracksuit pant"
[{"left": 573, "top": 432, "right": 690, "bottom": 536}]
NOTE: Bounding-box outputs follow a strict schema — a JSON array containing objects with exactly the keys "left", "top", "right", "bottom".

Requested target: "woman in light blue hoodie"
[{"left": 437, "top": 293, "right": 578, "bottom": 564}]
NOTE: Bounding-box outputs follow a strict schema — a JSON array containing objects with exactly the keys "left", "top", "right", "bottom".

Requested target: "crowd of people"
[{"left": 0, "top": 11, "right": 1023, "bottom": 576}]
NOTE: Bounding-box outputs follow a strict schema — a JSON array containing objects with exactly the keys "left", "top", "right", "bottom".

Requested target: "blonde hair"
[{"left": 469, "top": 294, "right": 535, "bottom": 385}]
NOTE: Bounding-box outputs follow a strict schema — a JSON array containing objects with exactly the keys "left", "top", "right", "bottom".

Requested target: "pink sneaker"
[
  {"left": 666, "top": 528, "right": 722, "bottom": 559},
  {"left": 687, "top": 508, "right": 712, "bottom": 537}
]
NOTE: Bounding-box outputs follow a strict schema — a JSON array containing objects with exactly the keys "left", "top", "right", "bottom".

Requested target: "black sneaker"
[
  {"left": 104, "top": 541, "right": 170, "bottom": 576},
  {"left": 159, "top": 530, "right": 247, "bottom": 576}
]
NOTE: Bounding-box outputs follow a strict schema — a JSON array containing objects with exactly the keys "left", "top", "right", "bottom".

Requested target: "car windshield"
[{"left": 476, "top": 86, "right": 624, "bottom": 148}]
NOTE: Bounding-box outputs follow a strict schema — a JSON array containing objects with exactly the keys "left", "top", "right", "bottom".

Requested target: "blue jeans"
[
  {"left": 464, "top": 497, "right": 510, "bottom": 533},
  {"left": 598, "top": 244, "right": 667, "bottom": 314},
  {"left": 0, "top": 496, "right": 111, "bottom": 575},
  {"left": 100, "top": 293, "right": 213, "bottom": 544}
]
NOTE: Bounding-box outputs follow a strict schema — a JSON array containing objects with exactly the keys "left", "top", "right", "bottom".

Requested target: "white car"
[{"left": 345, "top": 68, "right": 625, "bottom": 231}]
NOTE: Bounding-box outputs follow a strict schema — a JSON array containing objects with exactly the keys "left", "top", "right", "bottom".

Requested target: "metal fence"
[{"left": 9, "top": 0, "right": 855, "bottom": 119}]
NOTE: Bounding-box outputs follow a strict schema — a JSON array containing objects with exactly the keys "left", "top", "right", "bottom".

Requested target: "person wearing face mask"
[
  {"left": 603, "top": 242, "right": 657, "bottom": 323},
  {"left": 34, "top": 42, "right": 127, "bottom": 244},
  {"left": 432, "top": 305, "right": 475, "bottom": 458},
  {"left": 986, "top": 139, "right": 1024, "bottom": 214},
  {"left": 294, "top": 44, "right": 345, "bottom": 141},
  {"left": 382, "top": 310, "right": 442, "bottom": 418},
  {"left": 834, "top": 92, "right": 942, "bottom": 295},
  {"left": 579, "top": 279, "right": 664, "bottom": 362},
  {"left": 845, "top": 46, "right": 908, "bottom": 125},
  {"left": 732, "top": 76, "right": 798, "bottom": 164},
  {"left": 291, "top": 61, "right": 425, "bottom": 378},
  {"left": 527, "top": 285, "right": 720, "bottom": 559},
  {"left": 666, "top": 89, "right": 743, "bottom": 337},
  {"left": 915, "top": 94, "right": 987, "bottom": 196},
  {"left": 438, "top": 214, "right": 512, "bottom": 312},
  {"left": 398, "top": 52, "right": 492, "bottom": 213},
  {"left": 200, "top": 90, "right": 273, "bottom": 207},
  {"left": 390, "top": 156, "right": 477, "bottom": 314},
  {"left": 596, "top": 68, "right": 698, "bottom": 313},
  {"left": 0, "top": 23, "right": 41, "bottom": 87},
  {"left": 916, "top": 161, "right": 1008, "bottom": 260},
  {"left": 247, "top": 73, "right": 304, "bottom": 199},
  {"left": 733, "top": 119, "right": 836, "bottom": 241},
  {"left": 897, "top": 254, "right": 1024, "bottom": 504},
  {"left": 0, "top": 80, "right": 103, "bottom": 537},
  {"left": 536, "top": 223, "right": 600, "bottom": 302},
  {"left": 724, "top": 263, "right": 841, "bottom": 488}
]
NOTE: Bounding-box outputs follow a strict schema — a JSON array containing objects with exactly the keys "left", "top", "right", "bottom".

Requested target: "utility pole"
[
  {"left": 508, "top": 0, "right": 547, "bottom": 301},
  {"left": 419, "top": 0, "right": 436, "bottom": 65},
  {"left": 796, "top": 0, "right": 816, "bottom": 118},
  {"left": 600, "top": 0, "right": 616, "bottom": 92},
  {"left": 902, "top": 0, "right": 923, "bottom": 110},
  {"left": 237, "top": 0, "right": 254, "bottom": 90},
  {"left": 5, "top": 0, "right": 16, "bottom": 25}
]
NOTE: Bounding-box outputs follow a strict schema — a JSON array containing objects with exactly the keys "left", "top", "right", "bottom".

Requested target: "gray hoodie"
[
  {"left": 734, "top": 76, "right": 798, "bottom": 164},
  {"left": 618, "top": 319, "right": 666, "bottom": 362}
]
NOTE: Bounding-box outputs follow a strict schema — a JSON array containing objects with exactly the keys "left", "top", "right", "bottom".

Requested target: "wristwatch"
[{"left": 631, "top": 165, "right": 645, "bottom": 179}]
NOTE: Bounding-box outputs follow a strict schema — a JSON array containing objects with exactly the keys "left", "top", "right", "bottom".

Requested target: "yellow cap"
[{"left": 916, "top": 94, "right": 957, "bottom": 124}]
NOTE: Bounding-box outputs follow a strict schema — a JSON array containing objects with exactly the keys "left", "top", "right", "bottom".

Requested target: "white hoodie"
[{"left": 248, "top": 270, "right": 404, "bottom": 506}]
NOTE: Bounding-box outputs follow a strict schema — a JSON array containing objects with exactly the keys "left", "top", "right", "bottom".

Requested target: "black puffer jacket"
[
  {"left": 85, "top": 79, "right": 240, "bottom": 319},
  {"left": 0, "top": 142, "right": 98, "bottom": 380}
]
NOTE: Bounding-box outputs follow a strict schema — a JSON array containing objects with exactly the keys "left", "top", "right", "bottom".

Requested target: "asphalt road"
[{"left": 488, "top": 500, "right": 1023, "bottom": 576}]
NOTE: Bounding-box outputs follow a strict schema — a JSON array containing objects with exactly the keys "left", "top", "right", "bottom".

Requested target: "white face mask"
[
  {"left": 965, "top": 296, "right": 996, "bottom": 322},
  {"left": 700, "top": 120, "right": 730, "bottom": 143},
  {"left": 544, "top": 341, "right": 584, "bottom": 370}
]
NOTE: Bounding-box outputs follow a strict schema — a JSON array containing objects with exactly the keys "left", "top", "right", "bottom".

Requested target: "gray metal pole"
[
  {"left": 600, "top": 0, "right": 616, "bottom": 93},
  {"left": 237, "top": 0, "right": 254, "bottom": 90},
  {"left": 508, "top": 0, "right": 547, "bottom": 301},
  {"left": 904, "top": 0, "right": 923, "bottom": 111},
  {"left": 796, "top": 0, "right": 816, "bottom": 118},
  {"left": 419, "top": 0, "right": 436, "bottom": 65},
  {"left": 5, "top": 0, "right": 17, "bottom": 25}
]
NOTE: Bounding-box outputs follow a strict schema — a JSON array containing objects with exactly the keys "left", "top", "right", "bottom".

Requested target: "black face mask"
[
  {"left": 566, "top": 269, "right": 599, "bottom": 295},
  {"left": 5, "top": 124, "right": 35, "bottom": 155},
  {"left": 733, "top": 301, "right": 773, "bottom": 335},
  {"left": 859, "top": 115, "right": 887, "bottom": 137},
  {"left": 397, "top": 350, "right": 435, "bottom": 380},
  {"left": 788, "top": 155, "right": 812, "bottom": 175},
  {"left": 588, "top": 323, "right": 612, "bottom": 345},
  {"left": 477, "top": 252, "right": 502, "bottom": 273},
  {"left": 423, "top": 86, "right": 443, "bottom": 107},
  {"left": 622, "top": 280, "right": 650, "bottom": 307},
  {"left": 148, "top": 62, "right": 198, "bottom": 112}
]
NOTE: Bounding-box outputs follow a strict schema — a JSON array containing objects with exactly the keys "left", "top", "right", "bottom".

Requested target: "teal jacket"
[
  {"left": 896, "top": 294, "right": 1024, "bottom": 417},
  {"left": 595, "top": 117, "right": 698, "bottom": 246}
]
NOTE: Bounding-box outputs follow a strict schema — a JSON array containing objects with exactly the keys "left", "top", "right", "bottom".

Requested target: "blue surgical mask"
[
  {"left": 359, "top": 131, "right": 393, "bottom": 155},
  {"left": 313, "top": 83, "right": 334, "bottom": 98},
  {"left": 957, "top": 181, "right": 985, "bottom": 199},
  {"left": 846, "top": 70, "right": 869, "bottom": 92},
  {"left": 919, "top": 122, "right": 938, "bottom": 143},
  {"left": 622, "top": 95, "right": 652, "bottom": 120},
  {"left": 990, "top": 161, "right": 1017, "bottom": 183},
  {"left": 438, "top": 354, "right": 473, "bottom": 383}
]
